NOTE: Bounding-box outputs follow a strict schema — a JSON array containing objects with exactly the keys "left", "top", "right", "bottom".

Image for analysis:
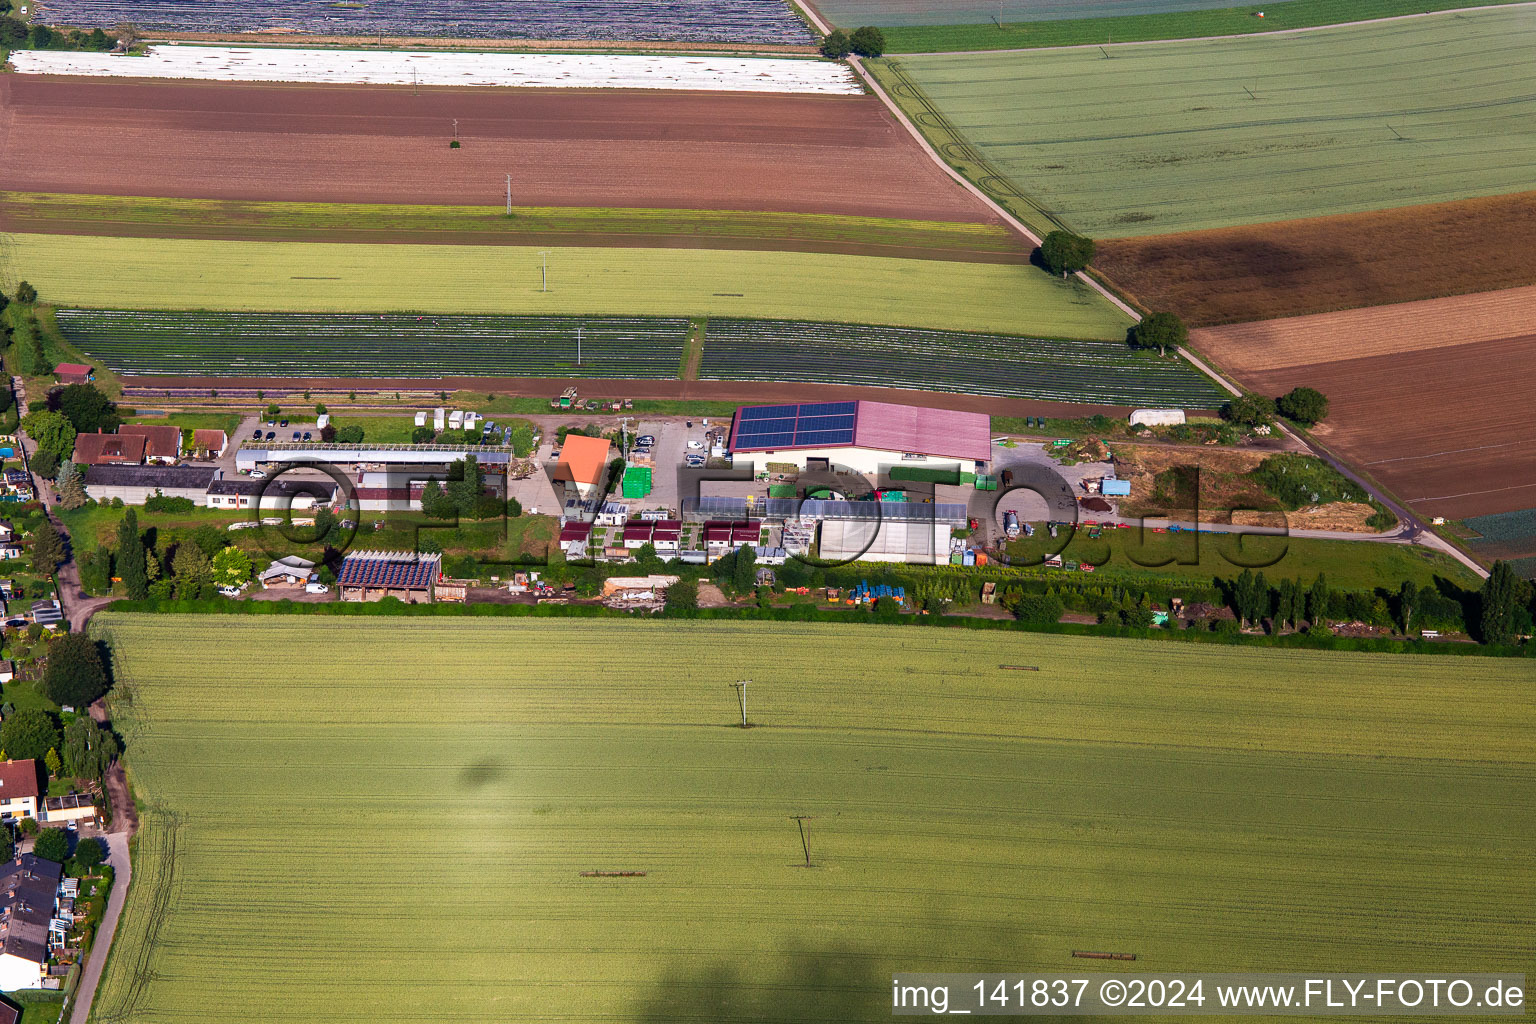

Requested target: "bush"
[
  {"left": 334, "top": 425, "right": 365, "bottom": 444},
  {"left": 665, "top": 578, "right": 698, "bottom": 612},
  {"left": 1128, "top": 311, "right": 1186, "bottom": 356},
  {"left": 849, "top": 25, "right": 885, "bottom": 56},
  {"left": 1039, "top": 230, "right": 1095, "bottom": 276},
  {"left": 1221, "top": 392, "right": 1276, "bottom": 427},
  {"left": 144, "top": 492, "right": 195, "bottom": 513},
  {"left": 1275, "top": 386, "right": 1329, "bottom": 425},
  {"left": 29, "top": 449, "right": 58, "bottom": 478},
  {"left": 819, "top": 28, "right": 850, "bottom": 58},
  {"left": 13, "top": 281, "right": 36, "bottom": 305},
  {"left": 18, "top": 818, "right": 38, "bottom": 837},
  {"left": 411, "top": 425, "right": 435, "bottom": 444},
  {"left": 32, "top": 827, "right": 68, "bottom": 864}
]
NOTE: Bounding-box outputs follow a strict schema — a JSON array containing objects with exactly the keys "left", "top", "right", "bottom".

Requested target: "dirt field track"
[
  {"left": 0, "top": 77, "right": 995, "bottom": 223},
  {"left": 1194, "top": 289, "right": 1536, "bottom": 521},
  {"left": 1097, "top": 192, "right": 1536, "bottom": 326}
]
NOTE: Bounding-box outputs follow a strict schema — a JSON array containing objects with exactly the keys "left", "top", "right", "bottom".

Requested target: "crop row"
[
  {"left": 34, "top": 0, "right": 814, "bottom": 43},
  {"left": 699, "top": 318, "right": 1227, "bottom": 405},
  {"left": 55, "top": 310, "right": 689, "bottom": 378}
]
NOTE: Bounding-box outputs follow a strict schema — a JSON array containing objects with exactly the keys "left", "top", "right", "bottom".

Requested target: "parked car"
[
  {"left": 266, "top": 419, "right": 275, "bottom": 427},
  {"left": 250, "top": 429, "right": 262, "bottom": 440},
  {"left": 265, "top": 431, "right": 276, "bottom": 441},
  {"left": 291, "top": 431, "right": 301, "bottom": 440},
  {"left": 687, "top": 440, "right": 703, "bottom": 450},
  {"left": 305, "top": 583, "right": 330, "bottom": 594},
  {"left": 302, "top": 432, "right": 312, "bottom": 441},
  {"left": 279, "top": 419, "right": 289, "bottom": 428},
  {"left": 636, "top": 434, "right": 655, "bottom": 446},
  {"left": 249, "top": 470, "right": 267, "bottom": 479},
  {"left": 218, "top": 585, "right": 243, "bottom": 598}
]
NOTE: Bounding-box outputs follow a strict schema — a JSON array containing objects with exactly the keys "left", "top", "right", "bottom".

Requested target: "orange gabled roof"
[{"left": 555, "top": 433, "right": 612, "bottom": 487}]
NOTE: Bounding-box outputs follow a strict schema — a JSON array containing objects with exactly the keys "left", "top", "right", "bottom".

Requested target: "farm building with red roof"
[
  {"left": 337, "top": 550, "right": 441, "bottom": 604},
  {"left": 728, "top": 400, "right": 991, "bottom": 476}
]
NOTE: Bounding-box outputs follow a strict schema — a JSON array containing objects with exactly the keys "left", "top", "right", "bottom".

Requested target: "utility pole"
[
  {"left": 730, "top": 680, "right": 749, "bottom": 728},
  {"left": 506, "top": 173, "right": 512, "bottom": 215},
  {"left": 789, "top": 815, "right": 815, "bottom": 867},
  {"left": 539, "top": 250, "right": 550, "bottom": 292},
  {"left": 453, "top": 118, "right": 459, "bottom": 140}
]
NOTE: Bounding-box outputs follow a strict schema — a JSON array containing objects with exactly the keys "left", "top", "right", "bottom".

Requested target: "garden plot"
[
  {"left": 700, "top": 319, "right": 1224, "bottom": 406},
  {"left": 9, "top": 46, "right": 859, "bottom": 94},
  {"left": 56, "top": 310, "right": 690, "bottom": 378}
]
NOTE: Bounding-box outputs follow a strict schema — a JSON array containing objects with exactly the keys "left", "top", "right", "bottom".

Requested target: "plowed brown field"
[
  {"left": 1193, "top": 289, "right": 1536, "bottom": 521},
  {"left": 0, "top": 77, "right": 996, "bottom": 223},
  {"left": 1097, "top": 192, "right": 1536, "bottom": 326}
]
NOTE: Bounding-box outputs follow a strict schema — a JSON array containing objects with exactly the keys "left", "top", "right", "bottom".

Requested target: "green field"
[
  {"left": 0, "top": 192, "right": 1026, "bottom": 262},
  {"left": 0, "top": 234, "right": 1131, "bottom": 339},
  {"left": 884, "top": 8, "right": 1536, "bottom": 236},
  {"left": 876, "top": 0, "right": 1536, "bottom": 51},
  {"left": 95, "top": 616, "right": 1534, "bottom": 1023}
]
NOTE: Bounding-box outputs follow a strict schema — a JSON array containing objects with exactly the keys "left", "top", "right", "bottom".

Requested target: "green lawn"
[
  {"left": 0, "top": 234, "right": 1132, "bottom": 339},
  {"left": 876, "top": 0, "right": 1535, "bottom": 50},
  {"left": 55, "top": 504, "right": 245, "bottom": 553},
  {"left": 5, "top": 990, "right": 64, "bottom": 1024},
  {"left": 94, "top": 615, "right": 1535, "bottom": 1024},
  {"left": 884, "top": 8, "right": 1536, "bottom": 236},
  {"left": 0, "top": 192, "right": 1026, "bottom": 262},
  {"left": 1005, "top": 527, "right": 1482, "bottom": 590}
]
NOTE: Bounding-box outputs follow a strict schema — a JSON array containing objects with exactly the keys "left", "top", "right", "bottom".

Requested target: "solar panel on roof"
[
  {"left": 739, "top": 404, "right": 800, "bottom": 421},
  {"left": 800, "top": 401, "right": 856, "bottom": 417},
  {"left": 795, "top": 415, "right": 855, "bottom": 432}
]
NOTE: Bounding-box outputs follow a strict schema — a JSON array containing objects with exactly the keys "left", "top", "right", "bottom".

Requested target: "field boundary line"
[
  {"left": 850, "top": 56, "right": 1140, "bottom": 323},
  {"left": 899, "top": 1, "right": 1536, "bottom": 55}
]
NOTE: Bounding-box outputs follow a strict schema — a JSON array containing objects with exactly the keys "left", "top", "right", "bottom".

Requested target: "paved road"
[{"left": 67, "top": 833, "right": 131, "bottom": 1024}]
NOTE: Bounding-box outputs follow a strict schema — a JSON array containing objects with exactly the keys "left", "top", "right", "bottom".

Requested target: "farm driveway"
[{"left": 68, "top": 832, "right": 131, "bottom": 1024}]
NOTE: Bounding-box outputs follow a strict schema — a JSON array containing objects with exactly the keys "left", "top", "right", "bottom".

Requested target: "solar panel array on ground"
[
  {"left": 700, "top": 319, "right": 1225, "bottom": 406},
  {"left": 55, "top": 310, "right": 689, "bottom": 379},
  {"left": 733, "top": 401, "right": 857, "bottom": 450},
  {"left": 34, "top": 0, "right": 813, "bottom": 43}
]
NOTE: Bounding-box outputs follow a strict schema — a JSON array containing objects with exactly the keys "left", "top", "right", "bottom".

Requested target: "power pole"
[
  {"left": 538, "top": 250, "right": 550, "bottom": 292},
  {"left": 730, "top": 680, "right": 749, "bottom": 727},
  {"left": 790, "top": 815, "right": 815, "bottom": 867},
  {"left": 506, "top": 173, "right": 512, "bottom": 215}
]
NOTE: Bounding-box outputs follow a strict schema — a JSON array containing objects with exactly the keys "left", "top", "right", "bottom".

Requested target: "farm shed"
[
  {"left": 1130, "top": 409, "right": 1186, "bottom": 427},
  {"left": 601, "top": 575, "right": 680, "bottom": 599},
  {"left": 0, "top": 855, "right": 62, "bottom": 991},
  {"left": 72, "top": 431, "right": 147, "bottom": 467},
  {"left": 53, "top": 363, "right": 92, "bottom": 385},
  {"left": 259, "top": 557, "right": 317, "bottom": 589},
  {"left": 337, "top": 550, "right": 441, "bottom": 603},
  {"left": 555, "top": 435, "right": 613, "bottom": 500},
  {"left": 235, "top": 446, "right": 513, "bottom": 473},
  {"left": 818, "top": 519, "right": 952, "bottom": 564},
  {"left": 1101, "top": 479, "right": 1131, "bottom": 497},
  {"left": 0, "top": 759, "right": 41, "bottom": 821},
  {"left": 192, "top": 429, "right": 228, "bottom": 458},
  {"left": 118, "top": 423, "right": 183, "bottom": 463},
  {"left": 729, "top": 400, "right": 991, "bottom": 476},
  {"left": 83, "top": 464, "right": 216, "bottom": 505}
]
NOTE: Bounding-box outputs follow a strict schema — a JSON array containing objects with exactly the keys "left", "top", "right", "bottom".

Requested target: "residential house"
[
  {"left": 703, "top": 520, "right": 762, "bottom": 562},
  {"left": 337, "top": 550, "right": 441, "bottom": 603},
  {"left": 1, "top": 472, "right": 31, "bottom": 501},
  {"left": 191, "top": 429, "right": 228, "bottom": 459},
  {"left": 29, "top": 601, "right": 62, "bottom": 629},
  {"left": 621, "top": 519, "right": 683, "bottom": 557},
  {"left": 40, "top": 794, "right": 97, "bottom": 827},
  {"left": 53, "top": 363, "right": 92, "bottom": 386},
  {"left": 0, "top": 522, "right": 13, "bottom": 544},
  {"left": 557, "top": 521, "right": 592, "bottom": 558},
  {"left": 0, "top": 761, "right": 40, "bottom": 823},
  {"left": 554, "top": 434, "right": 612, "bottom": 501},
  {"left": 71, "top": 432, "right": 146, "bottom": 468},
  {"left": 0, "top": 855, "right": 63, "bottom": 990},
  {"left": 258, "top": 557, "right": 317, "bottom": 589},
  {"left": 117, "top": 424, "right": 182, "bottom": 464},
  {"left": 0, "top": 546, "right": 18, "bottom": 563}
]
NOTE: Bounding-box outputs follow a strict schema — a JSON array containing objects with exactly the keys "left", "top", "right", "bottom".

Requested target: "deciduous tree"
[
  {"left": 0, "top": 708, "right": 60, "bottom": 762},
  {"left": 1040, "top": 230, "right": 1096, "bottom": 277},
  {"left": 819, "top": 28, "right": 850, "bottom": 58},
  {"left": 21, "top": 409, "right": 76, "bottom": 463},
  {"left": 1275, "top": 386, "right": 1329, "bottom": 426},
  {"left": 63, "top": 716, "right": 118, "bottom": 782},
  {"left": 210, "top": 546, "right": 253, "bottom": 587},
  {"left": 849, "top": 25, "right": 885, "bottom": 56},
  {"left": 41, "top": 633, "right": 108, "bottom": 709}
]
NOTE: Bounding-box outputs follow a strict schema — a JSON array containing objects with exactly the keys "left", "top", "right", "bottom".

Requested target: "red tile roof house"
[
  {"left": 191, "top": 429, "right": 228, "bottom": 458},
  {"left": 72, "top": 431, "right": 147, "bottom": 467},
  {"left": 52, "top": 363, "right": 92, "bottom": 386},
  {"left": 0, "top": 760, "right": 40, "bottom": 823},
  {"left": 118, "top": 423, "right": 182, "bottom": 464}
]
